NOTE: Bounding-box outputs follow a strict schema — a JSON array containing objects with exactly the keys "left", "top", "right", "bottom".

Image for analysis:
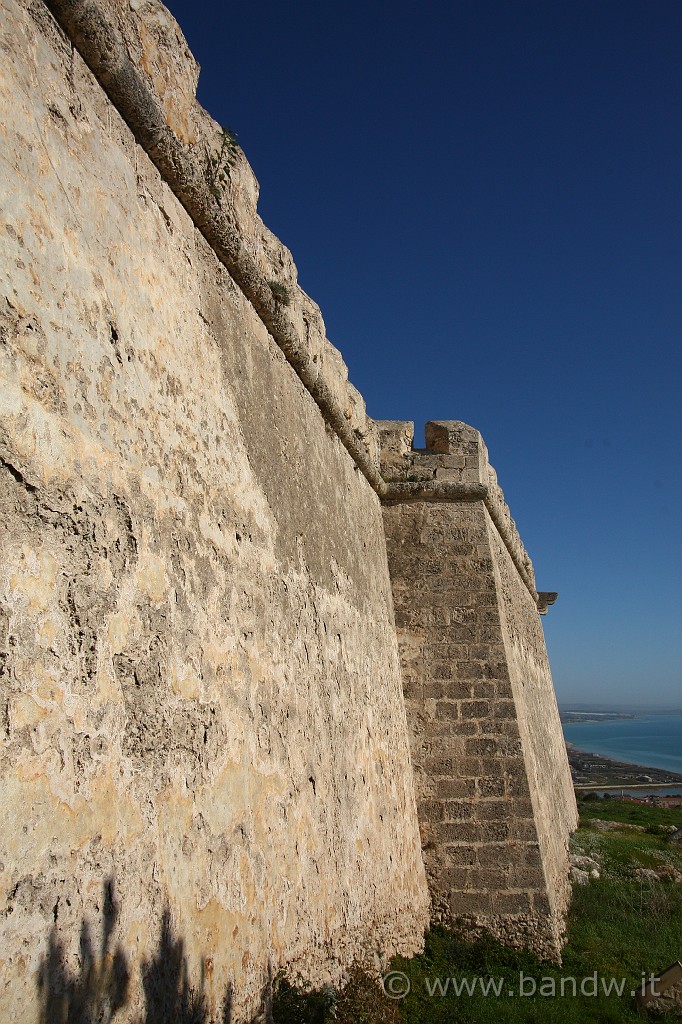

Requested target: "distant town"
[{"left": 566, "top": 744, "right": 682, "bottom": 794}]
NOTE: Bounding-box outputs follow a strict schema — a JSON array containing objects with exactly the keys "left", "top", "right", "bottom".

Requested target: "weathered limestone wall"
[
  {"left": 0, "top": 0, "right": 577, "bottom": 1011},
  {"left": 380, "top": 421, "right": 577, "bottom": 960},
  {"left": 0, "top": 2, "right": 429, "bottom": 1020},
  {"left": 487, "top": 499, "right": 578, "bottom": 945}
]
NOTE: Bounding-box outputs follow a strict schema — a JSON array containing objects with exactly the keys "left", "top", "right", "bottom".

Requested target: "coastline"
[{"left": 565, "top": 742, "right": 682, "bottom": 790}]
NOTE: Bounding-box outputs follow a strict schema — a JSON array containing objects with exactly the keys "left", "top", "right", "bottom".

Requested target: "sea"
[{"left": 562, "top": 712, "right": 682, "bottom": 779}]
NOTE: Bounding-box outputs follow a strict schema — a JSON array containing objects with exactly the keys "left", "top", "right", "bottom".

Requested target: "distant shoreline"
[
  {"left": 560, "top": 708, "right": 682, "bottom": 722},
  {"left": 565, "top": 743, "right": 682, "bottom": 790},
  {"left": 560, "top": 712, "right": 636, "bottom": 724}
]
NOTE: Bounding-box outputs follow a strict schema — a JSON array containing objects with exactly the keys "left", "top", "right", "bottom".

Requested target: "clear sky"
[{"left": 163, "top": 0, "right": 681, "bottom": 709}]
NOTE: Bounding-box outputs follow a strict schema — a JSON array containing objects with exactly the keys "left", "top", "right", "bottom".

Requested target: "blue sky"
[{"left": 164, "top": 0, "right": 681, "bottom": 708}]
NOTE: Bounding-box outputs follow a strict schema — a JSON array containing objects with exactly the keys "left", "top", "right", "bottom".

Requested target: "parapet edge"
[
  {"left": 41, "top": 0, "right": 384, "bottom": 491},
  {"left": 377, "top": 420, "right": 543, "bottom": 603},
  {"left": 36, "top": 0, "right": 559, "bottom": 606}
]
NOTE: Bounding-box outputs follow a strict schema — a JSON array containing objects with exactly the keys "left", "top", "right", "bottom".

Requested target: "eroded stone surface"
[
  {"left": 0, "top": 0, "right": 577, "bottom": 1016},
  {"left": 0, "top": 3, "right": 428, "bottom": 1019}
]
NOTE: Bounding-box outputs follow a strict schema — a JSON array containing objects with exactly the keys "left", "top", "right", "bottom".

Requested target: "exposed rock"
[
  {"left": 570, "top": 853, "right": 600, "bottom": 871},
  {"left": 585, "top": 819, "right": 646, "bottom": 832}
]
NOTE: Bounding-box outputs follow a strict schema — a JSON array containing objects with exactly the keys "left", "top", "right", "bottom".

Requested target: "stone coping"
[
  {"left": 378, "top": 421, "right": 540, "bottom": 602},
  {"left": 42, "top": 0, "right": 384, "bottom": 490}
]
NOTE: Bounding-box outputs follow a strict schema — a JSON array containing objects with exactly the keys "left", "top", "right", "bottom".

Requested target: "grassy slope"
[
  {"left": 392, "top": 800, "right": 682, "bottom": 1024},
  {"left": 578, "top": 795, "right": 682, "bottom": 828},
  {"left": 272, "top": 800, "right": 682, "bottom": 1023}
]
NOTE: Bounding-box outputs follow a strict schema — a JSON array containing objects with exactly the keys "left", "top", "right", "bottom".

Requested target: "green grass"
[
  {"left": 273, "top": 801, "right": 682, "bottom": 1023},
  {"left": 576, "top": 826, "right": 680, "bottom": 877},
  {"left": 577, "top": 795, "right": 682, "bottom": 828}
]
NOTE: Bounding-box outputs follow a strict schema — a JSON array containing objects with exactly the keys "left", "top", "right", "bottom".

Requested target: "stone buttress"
[{"left": 379, "top": 420, "right": 578, "bottom": 961}]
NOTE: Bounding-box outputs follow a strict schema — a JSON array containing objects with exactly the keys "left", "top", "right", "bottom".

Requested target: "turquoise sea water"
[{"left": 562, "top": 713, "right": 682, "bottom": 776}]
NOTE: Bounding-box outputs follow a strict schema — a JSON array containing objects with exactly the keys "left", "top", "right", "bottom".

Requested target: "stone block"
[
  {"left": 478, "top": 821, "right": 510, "bottom": 842},
  {"left": 442, "top": 801, "right": 474, "bottom": 821},
  {"left": 477, "top": 777, "right": 506, "bottom": 798},
  {"left": 451, "top": 721, "right": 478, "bottom": 736},
  {"left": 465, "top": 737, "right": 499, "bottom": 755},
  {"left": 436, "top": 778, "right": 477, "bottom": 799},
  {"left": 461, "top": 699, "right": 492, "bottom": 719},
  {"left": 492, "top": 892, "right": 532, "bottom": 916},
  {"left": 439, "top": 822, "right": 484, "bottom": 843},
  {"left": 438, "top": 849, "right": 478, "bottom": 872},
  {"left": 428, "top": 660, "right": 456, "bottom": 679},
  {"left": 422, "top": 681, "right": 456, "bottom": 699},
  {"left": 424, "top": 756, "right": 458, "bottom": 776},
  {"left": 476, "top": 843, "right": 516, "bottom": 868},
  {"left": 425, "top": 421, "right": 483, "bottom": 456},
  {"left": 418, "top": 800, "right": 444, "bottom": 822},
  {"left": 435, "top": 701, "right": 460, "bottom": 720},
  {"left": 474, "top": 800, "right": 511, "bottom": 821},
  {"left": 453, "top": 757, "right": 486, "bottom": 776},
  {"left": 449, "top": 890, "right": 493, "bottom": 916},
  {"left": 509, "top": 865, "right": 546, "bottom": 888},
  {"left": 471, "top": 681, "right": 498, "bottom": 698},
  {"left": 509, "top": 820, "right": 541, "bottom": 842}
]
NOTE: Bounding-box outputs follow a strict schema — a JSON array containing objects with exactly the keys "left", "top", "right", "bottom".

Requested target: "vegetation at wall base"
[
  {"left": 272, "top": 800, "right": 682, "bottom": 1024},
  {"left": 271, "top": 968, "right": 402, "bottom": 1023}
]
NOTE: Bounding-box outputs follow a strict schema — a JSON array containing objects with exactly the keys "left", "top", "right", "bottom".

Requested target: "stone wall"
[
  {"left": 0, "top": 2, "right": 429, "bottom": 1020},
  {"left": 0, "top": 0, "right": 577, "bottom": 1017},
  {"left": 380, "top": 421, "right": 577, "bottom": 960}
]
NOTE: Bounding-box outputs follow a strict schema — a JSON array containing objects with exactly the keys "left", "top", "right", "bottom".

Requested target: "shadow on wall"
[
  {"left": 36, "top": 878, "right": 235, "bottom": 1024},
  {"left": 34, "top": 877, "right": 398, "bottom": 1023}
]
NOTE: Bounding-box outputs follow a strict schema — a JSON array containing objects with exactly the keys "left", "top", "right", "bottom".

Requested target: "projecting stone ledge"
[
  {"left": 537, "top": 592, "right": 558, "bottom": 615},
  {"left": 378, "top": 419, "right": 577, "bottom": 961}
]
